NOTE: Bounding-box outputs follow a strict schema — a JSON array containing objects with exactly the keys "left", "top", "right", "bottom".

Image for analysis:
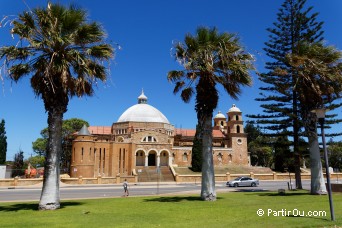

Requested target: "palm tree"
[
  {"left": 283, "top": 42, "right": 342, "bottom": 194},
  {"left": 0, "top": 3, "right": 114, "bottom": 209},
  {"left": 168, "top": 27, "right": 254, "bottom": 201}
]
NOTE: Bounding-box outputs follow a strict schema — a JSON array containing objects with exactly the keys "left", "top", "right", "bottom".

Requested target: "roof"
[
  {"left": 78, "top": 125, "right": 91, "bottom": 135},
  {"left": 88, "top": 126, "right": 112, "bottom": 135},
  {"left": 175, "top": 128, "right": 225, "bottom": 138},
  {"left": 117, "top": 103, "right": 170, "bottom": 123},
  {"left": 117, "top": 92, "right": 170, "bottom": 124},
  {"left": 228, "top": 104, "right": 241, "bottom": 113},
  {"left": 214, "top": 111, "right": 226, "bottom": 119}
]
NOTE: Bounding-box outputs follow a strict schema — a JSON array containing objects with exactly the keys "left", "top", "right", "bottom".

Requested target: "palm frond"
[
  {"left": 167, "top": 70, "right": 184, "bottom": 82},
  {"left": 0, "top": 2, "right": 114, "bottom": 103},
  {"left": 169, "top": 26, "right": 254, "bottom": 107},
  {"left": 180, "top": 87, "right": 193, "bottom": 103}
]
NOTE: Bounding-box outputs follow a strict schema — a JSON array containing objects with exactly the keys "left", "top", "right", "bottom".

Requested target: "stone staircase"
[{"left": 136, "top": 166, "right": 175, "bottom": 182}]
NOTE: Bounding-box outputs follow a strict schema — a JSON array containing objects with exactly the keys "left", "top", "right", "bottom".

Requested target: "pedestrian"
[{"left": 123, "top": 179, "right": 129, "bottom": 197}]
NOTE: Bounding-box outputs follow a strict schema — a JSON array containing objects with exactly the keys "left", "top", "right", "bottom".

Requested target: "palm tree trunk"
[
  {"left": 309, "top": 133, "right": 327, "bottom": 194},
  {"left": 39, "top": 108, "right": 64, "bottom": 210},
  {"left": 306, "top": 112, "right": 327, "bottom": 195},
  {"left": 200, "top": 114, "right": 216, "bottom": 201}
]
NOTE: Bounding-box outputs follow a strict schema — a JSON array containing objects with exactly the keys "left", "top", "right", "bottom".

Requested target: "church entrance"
[{"left": 148, "top": 152, "right": 156, "bottom": 166}]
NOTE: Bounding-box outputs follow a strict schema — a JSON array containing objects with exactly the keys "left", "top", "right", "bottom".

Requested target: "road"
[{"left": 0, "top": 180, "right": 311, "bottom": 202}]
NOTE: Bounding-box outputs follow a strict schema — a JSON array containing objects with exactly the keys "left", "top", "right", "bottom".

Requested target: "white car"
[{"left": 226, "top": 176, "right": 259, "bottom": 187}]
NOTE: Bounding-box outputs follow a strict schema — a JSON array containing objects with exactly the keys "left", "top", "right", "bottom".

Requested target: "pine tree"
[
  {"left": 0, "top": 119, "right": 7, "bottom": 164},
  {"left": 191, "top": 124, "right": 202, "bottom": 172},
  {"left": 247, "top": 0, "right": 339, "bottom": 189},
  {"left": 12, "top": 149, "right": 24, "bottom": 177}
]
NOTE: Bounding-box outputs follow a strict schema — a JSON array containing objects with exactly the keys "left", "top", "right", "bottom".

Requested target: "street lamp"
[{"left": 311, "top": 108, "right": 335, "bottom": 221}]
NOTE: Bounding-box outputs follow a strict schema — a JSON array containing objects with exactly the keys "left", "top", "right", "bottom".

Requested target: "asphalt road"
[{"left": 0, "top": 180, "right": 311, "bottom": 202}]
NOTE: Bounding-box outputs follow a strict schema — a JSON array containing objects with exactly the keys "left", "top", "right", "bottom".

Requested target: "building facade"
[{"left": 70, "top": 91, "right": 249, "bottom": 178}]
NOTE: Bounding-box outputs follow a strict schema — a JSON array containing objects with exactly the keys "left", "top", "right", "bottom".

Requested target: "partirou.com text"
[{"left": 256, "top": 208, "right": 327, "bottom": 217}]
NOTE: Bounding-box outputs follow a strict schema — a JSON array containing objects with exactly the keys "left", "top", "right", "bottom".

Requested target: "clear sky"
[{"left": 0, "top": 0, "right": 341, "bottom": 161}]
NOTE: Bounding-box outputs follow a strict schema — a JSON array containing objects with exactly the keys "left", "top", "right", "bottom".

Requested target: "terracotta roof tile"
[
  {"left": 175, "top": 128, "right": 225, "bottom": 138},
  {"left": 88, "top": 126, "right": 111, "bottom": 135}
]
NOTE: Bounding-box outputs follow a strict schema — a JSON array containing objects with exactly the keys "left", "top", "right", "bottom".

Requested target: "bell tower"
[
  {"left": 226, "top": 104, "right": 248, "bottom": 165},
  {"left": 213, "top": 111, "right": 227, "bottom": 133}
]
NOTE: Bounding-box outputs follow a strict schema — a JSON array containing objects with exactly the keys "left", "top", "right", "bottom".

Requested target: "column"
[
  {"left": 145, "top": 154, "right": 148, "bottom": 167},
  {"left": 157, "top": 155, "right": 160, "bottom": 167}
]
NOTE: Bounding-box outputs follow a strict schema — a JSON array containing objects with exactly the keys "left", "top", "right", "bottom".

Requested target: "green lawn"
[{"left": 0, "top": 190, "right": 341, "bottom": 228}]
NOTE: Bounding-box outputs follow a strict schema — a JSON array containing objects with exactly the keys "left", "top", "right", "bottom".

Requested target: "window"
[
  {"left": 142, "top": 136, "right": 157, "bottom": 142},
  {"left": 237, "top": 125, "right": 240, "bottom": 133},
  {"left": 182, "top": 153, "right": 188, "bottom": 162},
  {"left": 103, "top": 148, "right": 106, "bottom": 170},
  {"left": 99, "top": 148, "right": 102, "bottom": 169}
]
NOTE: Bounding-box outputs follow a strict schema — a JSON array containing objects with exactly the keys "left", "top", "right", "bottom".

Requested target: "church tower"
[
  {"left": 213, "top": 111, "right": 227, "bottom": 133},
  {"left": 71, "top": 125, "right": 96, "bottom": 178},
  {"left": 226, "top": 104, "right": 249, "bottom": 165}
]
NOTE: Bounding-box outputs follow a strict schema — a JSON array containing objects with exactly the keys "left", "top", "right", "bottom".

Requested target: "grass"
[{"left": 0, "top": 191, "right": 341, "bottom": 228}]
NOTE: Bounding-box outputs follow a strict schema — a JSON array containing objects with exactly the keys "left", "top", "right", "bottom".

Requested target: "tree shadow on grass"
[
  {"left": 144, "top": 196, "right": 223, "bottom": 203},
  {"left": 234, "top": 189, "right": 270, "bottom": 193},
  {"left": 256, "top": 191, "right": 311, "bottom": 197},
  {"left": 0, "top": 201, "right": 83, "bottom": 212}
]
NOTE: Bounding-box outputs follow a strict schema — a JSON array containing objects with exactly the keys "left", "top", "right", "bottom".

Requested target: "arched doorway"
[
  {"left": 148, "top": 151, "right": 157, "bottom": 166},
  {"left": 160, "top": 151, "right": 169, "bottom": 166},
  {"left": 135, "top": 150, "right": 145, "bottom": 166}
]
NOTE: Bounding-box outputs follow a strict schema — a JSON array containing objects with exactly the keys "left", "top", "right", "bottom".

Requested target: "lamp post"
[{"left": 312, "top": 108, "right": 335, "bottom": 221}]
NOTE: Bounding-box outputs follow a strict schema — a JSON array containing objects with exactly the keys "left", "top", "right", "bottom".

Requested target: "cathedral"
[{"left": 70, "top": 91, "right": 249, "bottom": 179}]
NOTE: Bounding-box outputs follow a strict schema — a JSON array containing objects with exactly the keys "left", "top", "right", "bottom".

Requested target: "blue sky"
[{"left": 0, "top": 0, "right": 341, "bottom": 161}]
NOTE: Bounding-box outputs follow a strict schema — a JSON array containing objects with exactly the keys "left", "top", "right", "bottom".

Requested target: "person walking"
[{"left": 123, "top": 179, "right": 129, "bottom": 197}]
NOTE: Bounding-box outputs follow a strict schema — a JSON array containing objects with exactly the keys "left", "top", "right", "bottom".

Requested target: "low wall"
[
  {"left": 0, "top": 174, "right": 138, "bottom": 187},
  {"left": 1, "top": 173, "right": 341, "bottom": 186},
  {"left": 175, "top": 172, "right": 342, "bottom": 183},
  {"left": 0, "top": 177, "right": 44, "bottom": 187}
]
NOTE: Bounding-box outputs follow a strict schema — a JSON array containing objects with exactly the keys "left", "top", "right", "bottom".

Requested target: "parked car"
[{"left": 226, "top": 176, "right": 259, "bottom": 187}]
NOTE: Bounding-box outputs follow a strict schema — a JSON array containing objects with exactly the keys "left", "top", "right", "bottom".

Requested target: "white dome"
[
  {"left": 228, "top": 104, "right": 241, "bottom": 113},
  {"left": 214, "top": 111, "right": 226, "bottom": 119},
  {"left": 117, "top": 103, "right": 170, "bottom": 123}
]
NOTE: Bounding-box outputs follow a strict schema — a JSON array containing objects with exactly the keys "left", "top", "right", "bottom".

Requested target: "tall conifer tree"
[
  {"left": 191, "top": 124, "right": 203, "bottom": 172},
  {"left": 0, "top": 119, "right": 7, "bottom": 164},
  {"left": 247, "top": 0, "right": 336, "bottom": 189}
]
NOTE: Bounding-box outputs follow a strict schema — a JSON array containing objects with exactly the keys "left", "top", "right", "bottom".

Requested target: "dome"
[
  {"left": 214, "top": 111, "right": 226, "bottom": 119},
  {"left": 117, "top": 91, "right": 170, "bottom": 124},
  {"left": 228, "top": 104, "right": 241, "bottom": 113}
]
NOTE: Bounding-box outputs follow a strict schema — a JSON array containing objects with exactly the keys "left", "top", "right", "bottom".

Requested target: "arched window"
[
  {"left": 236, "top": 115, "right": 239, "bottom": 121},
  {"left": 142, "top": 136, "right": 157, "bottom": 142},
  {"left": 228, "top": 154, "right": 232, "bottom": 162},
  {"left": 237, "top": 125, "right": 240, "bottom": 133},
  {"left": 117, "top": 136, "right": 124, "bottom": 142},
  {"left": 182, "top": 153, "right": 188, "bottom": 162}
]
